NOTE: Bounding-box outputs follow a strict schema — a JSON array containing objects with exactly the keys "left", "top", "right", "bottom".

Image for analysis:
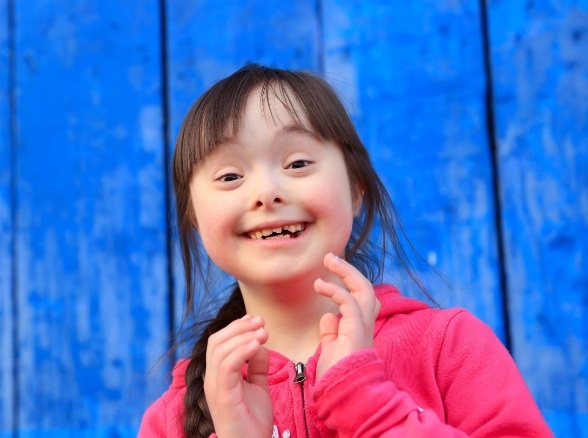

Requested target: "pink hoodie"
[{"left": 138, "top": 284, "right": 553, "bottom": 437}]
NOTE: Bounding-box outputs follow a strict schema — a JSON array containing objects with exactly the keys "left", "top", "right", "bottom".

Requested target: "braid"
[{"left": 184, "top": 287, "right": 246, "bottom": 438}]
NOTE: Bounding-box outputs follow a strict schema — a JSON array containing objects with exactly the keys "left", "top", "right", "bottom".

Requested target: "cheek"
[
  {"left": 192, "top": 195, "right": 232, "bottom": 247},
  {"left": 197, "top": 216, "right": 224, "bottom": 247},
  {"left": 194, "top": 211, "right": 235, "bottom": 270},
  {"left": 308, "top": 179, "right": 355, "bottom": 238},
  {"left": 310, "top": 173, "right": 355, "bottom": 219}
]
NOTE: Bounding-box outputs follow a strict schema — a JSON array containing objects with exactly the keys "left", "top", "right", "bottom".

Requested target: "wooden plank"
[
  {"left": 487, "top": 1, "right": 588, "bottom": 435},
  {"left": 13, "top": 1, "right": 169, "bottom": 435},
  {"left": 322, "top": 1, "right": 505, "bottom": 337},
  {"left": 0, "top": 0, "right": 14, "bottom": 434},
  {"left": 165, "top": 0, "right": 322, "bottom": 336}
]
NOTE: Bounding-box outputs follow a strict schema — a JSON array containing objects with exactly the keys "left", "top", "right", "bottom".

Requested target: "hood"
[
  {"left": 373, "top": 283, "right": 431, "bottom": 335},
  {"left": 171, "top": 283, "right": 431, "bottom": 389}
]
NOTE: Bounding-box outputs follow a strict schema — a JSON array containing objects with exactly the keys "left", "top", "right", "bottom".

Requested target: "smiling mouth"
[{"left": 248, "top": 223, "right": 306, "bottom": 240}]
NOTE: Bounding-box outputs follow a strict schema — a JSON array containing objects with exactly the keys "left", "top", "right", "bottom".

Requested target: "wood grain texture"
[
  {"left": 12, "top": 1, "right": 169, "bottom": 435},
  {"left": 165, "top": 0, "right": 322, "bottom": 336},
  {"left": 322, "top": 0, "right": 505, "bottom": 337},
  {"left": 487, "top": 1, "right": 588, "bottom": 435},
  {"left": 0, "top": 0, "right": 14, "bottom": 434}
]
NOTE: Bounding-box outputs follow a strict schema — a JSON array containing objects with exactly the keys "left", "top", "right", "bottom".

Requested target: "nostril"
[{"left": 254, "top": 197, "right": 282, "bottom": 208}]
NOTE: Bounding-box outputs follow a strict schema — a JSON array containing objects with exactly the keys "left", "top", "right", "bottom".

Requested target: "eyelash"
[
  {"left": 217, "top": 173, "right": 241, "bottom": 182},
  {"left": 288, "top": 160, "right": 311, "bottom": 169},
  {"left": 216, "top": 159, "right": 311, "bottom": 182}
]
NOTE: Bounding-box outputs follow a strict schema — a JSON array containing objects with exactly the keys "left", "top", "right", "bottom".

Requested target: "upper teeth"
[{"left": 249, "top": 223, "right": 305, "bottom": 239}]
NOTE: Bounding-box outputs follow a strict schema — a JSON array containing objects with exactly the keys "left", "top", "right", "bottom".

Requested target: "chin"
[{"left": 238, "top": 265, "right": 323, "bottom": 292}]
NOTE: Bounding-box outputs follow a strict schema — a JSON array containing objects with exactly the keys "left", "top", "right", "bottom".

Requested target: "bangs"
[
  {"left": 215, "top": 80, "right": 314, "bottom": 149},
  {"left": 172, "top": 65, "right": 358, "bottom": 186}
]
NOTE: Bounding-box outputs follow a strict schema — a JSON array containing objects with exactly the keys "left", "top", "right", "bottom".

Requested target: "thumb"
[
  {"left": 319, "top": 312, "right": 339, "bottom": 345},
  {"left": 247, "top": 346, "right": 270, "bottom": 389}
]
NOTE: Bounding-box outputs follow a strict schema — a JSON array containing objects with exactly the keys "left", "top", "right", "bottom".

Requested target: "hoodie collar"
[{"left": 173, "top": 283, "right": 430, "bottom": 388}]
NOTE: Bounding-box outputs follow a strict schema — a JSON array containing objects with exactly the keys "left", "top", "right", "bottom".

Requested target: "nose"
[
  {"left": 249, "top": 170, "right": 284, "bottom": 210},
  {"left": 255, "top": 195, "right": 282, "bottom": 209}
]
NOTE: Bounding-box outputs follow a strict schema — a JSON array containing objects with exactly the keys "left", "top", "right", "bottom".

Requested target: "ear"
[{"left": 352, "top": 186, "right": 364, "bottom": 217}]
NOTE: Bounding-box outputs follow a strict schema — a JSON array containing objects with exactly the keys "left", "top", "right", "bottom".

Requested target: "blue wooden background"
[{"left": 1, "top": 0, "right": 586, "bottom": 436}]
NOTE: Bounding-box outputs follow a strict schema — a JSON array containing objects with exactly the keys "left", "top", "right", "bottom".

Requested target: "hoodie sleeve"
[
  {"left": 310, "top": 311, "right": 553, "bottom": 437},
  {"left": 311, "top": 349, "right": 468, "bottom": 437}
]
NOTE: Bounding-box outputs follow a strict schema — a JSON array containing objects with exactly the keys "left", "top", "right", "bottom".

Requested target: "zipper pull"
[{"left": 293, "top": 362, "right": 306, "bottom": 383}]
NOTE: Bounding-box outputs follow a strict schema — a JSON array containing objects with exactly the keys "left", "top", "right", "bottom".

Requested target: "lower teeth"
[{"left": 264, "top": 233, "right": 292, "bottom": 239}]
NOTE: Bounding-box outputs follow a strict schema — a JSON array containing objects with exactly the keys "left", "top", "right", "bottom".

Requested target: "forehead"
[{"left": 225, "top": 83, "right": 312, "bottom": 139}]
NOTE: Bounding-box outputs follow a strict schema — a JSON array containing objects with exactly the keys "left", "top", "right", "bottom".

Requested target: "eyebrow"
[{"left": 276, "top": 124, "right": 321, "bottom": 141}]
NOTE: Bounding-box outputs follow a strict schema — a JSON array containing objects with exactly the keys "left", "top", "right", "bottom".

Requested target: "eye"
[
  {"left": 217, "top": 173, "right": 241, "bottom": 182},
  {"left": 288, "top": 160, "right": 311, "bottom": 169}
]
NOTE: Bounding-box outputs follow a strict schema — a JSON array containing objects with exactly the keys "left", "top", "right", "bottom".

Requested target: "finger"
[
  {"left": 323, "top": 253, "right": 379, "bottom": 321},
  {"left": 207, "top": 315, "right": 264, "bottom": 350},
  {"left": 314, "top": 278, "right": 363, "bottom": 324},
  {"left": 205, "top": 338, "right": 264, "bottom": 401},
  {"left": 208, "top": 325, "right": 268, "bottom": 371},
  {"left": 323, "top": 253, "right": 373, "bottom": 294},
  {"left": 206, "top": 317, "right": 268, "bottom": 387},
  {"left": 319, "top": 312, "right": 339, "bottom": 344},
  {"left": 247, "top": 346, "right": 270, "bottom": 390},
  {"left": 218, "top": 339, "right": 263, "bottom": 374},
  {"left": 315, "top": 280, "right": 373, "bottom": 356}
]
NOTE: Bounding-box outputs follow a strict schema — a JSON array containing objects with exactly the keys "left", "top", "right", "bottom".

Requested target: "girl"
[{"left": 139, "top": 65, "right": 552, "bottom": 437}]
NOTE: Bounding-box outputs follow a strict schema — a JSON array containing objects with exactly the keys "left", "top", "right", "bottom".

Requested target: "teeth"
[{"left": 248, "top": 223, "right": 306, "bottom": 239}]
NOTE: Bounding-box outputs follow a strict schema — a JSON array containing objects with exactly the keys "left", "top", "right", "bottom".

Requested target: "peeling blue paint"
[
  {"left": 488, "top": 0, "right": 588, "bottom": 435},
  {"left": 323, "top": 0, "right": 504, "bottom": 336},
  {"left": 5, "top": 0, "right": 170, "bottom": 435},
  {"left": 0, "top": 0, "right": 14, "bottom": 432}
]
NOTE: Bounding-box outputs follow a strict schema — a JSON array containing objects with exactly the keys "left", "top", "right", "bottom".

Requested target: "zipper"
[{"left": 294, "top": 362, "right": 310, "bottom": 438}]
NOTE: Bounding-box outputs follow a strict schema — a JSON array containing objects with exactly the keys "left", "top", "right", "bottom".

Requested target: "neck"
[{"left": 238, "top": 279, "right": 339, "bottom": 363}]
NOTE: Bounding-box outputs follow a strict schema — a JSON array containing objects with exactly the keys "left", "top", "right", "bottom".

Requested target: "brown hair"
[{"left": 172, "top": 64, "right": 431, "bottom": 437}]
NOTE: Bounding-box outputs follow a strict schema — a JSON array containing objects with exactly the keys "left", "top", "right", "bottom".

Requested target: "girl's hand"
[
  {"left": 204, "top": 315, "right": 273, "bottom": 438},
  {"left": 314, "top": 253, "right": 381, "bottom": 380}
]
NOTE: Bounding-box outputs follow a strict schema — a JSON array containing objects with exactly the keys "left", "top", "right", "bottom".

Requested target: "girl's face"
[{"left": 189, "top": 86, "right": 359, "bottom": 293}]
